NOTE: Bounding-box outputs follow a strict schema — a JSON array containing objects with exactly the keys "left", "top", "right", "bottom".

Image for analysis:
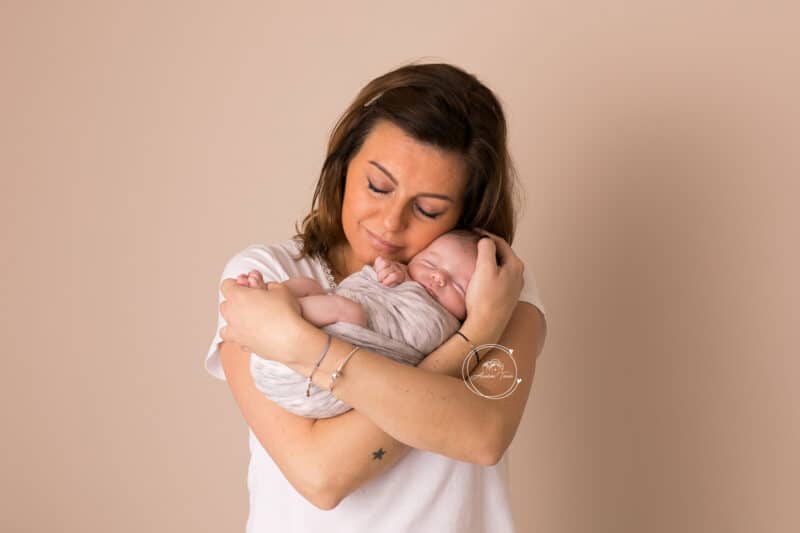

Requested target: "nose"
[
  {"left": 430, "top": 268, "right": 448, "bottom": 287},
  {"left": 383, "top": 199, "right": 408, "bottom": 233}
]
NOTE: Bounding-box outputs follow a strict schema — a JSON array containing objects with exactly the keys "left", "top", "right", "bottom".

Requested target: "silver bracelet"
[
  {"left": 328, "top": 345, "right": 361, "bottom": 394},
  {"left": 306, "top": 333, "right": 332, "bottom": 397}
]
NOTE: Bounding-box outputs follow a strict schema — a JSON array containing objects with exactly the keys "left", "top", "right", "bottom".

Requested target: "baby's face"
[{"left": 407, "top": 234, "right": 477, "bottom": 320}]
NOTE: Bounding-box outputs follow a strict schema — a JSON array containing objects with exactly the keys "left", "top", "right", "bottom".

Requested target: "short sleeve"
[
  {"left": 519, "top": 263, "right": 547, "bottom": 320},
  {"left": 204, "top": 245, "right": 291, "bottom": 381}
]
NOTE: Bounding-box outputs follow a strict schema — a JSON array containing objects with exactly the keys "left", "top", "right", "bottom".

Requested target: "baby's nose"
[{"left": 431, "top": 269, "right": 447, "bottom": 286}]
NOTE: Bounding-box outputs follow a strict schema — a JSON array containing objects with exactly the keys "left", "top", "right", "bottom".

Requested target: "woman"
[{"left": 208, "top": 62, "right": 548, "bottom": 532}]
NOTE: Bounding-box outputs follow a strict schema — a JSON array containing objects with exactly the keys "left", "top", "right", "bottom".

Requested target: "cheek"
[
  {"left": 406, "top": 223, "right": 457, "bottom": 257},
  {"left": 343, "top": 187, "right": 370, "bottom": 227},
  {"left": 348, "top": 189, "right": 378, "bottom": 221},
  {"left": 444, "top": 291, "right": 464, "bottom": 318}
]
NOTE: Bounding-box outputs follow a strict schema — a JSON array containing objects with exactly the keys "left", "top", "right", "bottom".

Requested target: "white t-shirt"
[{"left": 206, "top": 238, "right": 547, "bottom": 533}]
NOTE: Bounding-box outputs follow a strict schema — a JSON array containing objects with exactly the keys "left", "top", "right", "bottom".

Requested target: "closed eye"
[
  {"left": 415, "top": 205, "right": 440, "bottom": 219},
  {"left": 368, "top": 178, "right": 443, "bottom": 220},
  {"left": 367, "top": 179, "right": 390, "bottom": 194}
]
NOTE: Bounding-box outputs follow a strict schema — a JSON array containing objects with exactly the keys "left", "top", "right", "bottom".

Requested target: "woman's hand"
[
  {"left": 461, "top": 229, "right": 525, "bottom": 345},
  {"left": 219, "top": 279, "right": 308, "bottom": 363}
]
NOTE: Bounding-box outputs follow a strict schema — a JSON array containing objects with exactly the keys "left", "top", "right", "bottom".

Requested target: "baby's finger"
[
  {"left": 383, "top": 271, "right": 403, "bottom": 287},
  {"left": 379, "top": 263, "right": 399, "bottom": 277},
  {"left": 374, "top": 256, "right": 388, "bottom": 271},
  {"left": 247, "top": 276, "right": 265, "bottom": 289}
]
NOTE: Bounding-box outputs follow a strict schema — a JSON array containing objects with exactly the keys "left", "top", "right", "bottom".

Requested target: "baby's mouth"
[{"left": 421, "top": 283, "right": 438, "bottom": 299}]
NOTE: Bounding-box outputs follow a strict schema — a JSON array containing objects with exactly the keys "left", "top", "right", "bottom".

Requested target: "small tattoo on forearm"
[{"left": 372, "top": 448, "right": 386, "bottom": 460}]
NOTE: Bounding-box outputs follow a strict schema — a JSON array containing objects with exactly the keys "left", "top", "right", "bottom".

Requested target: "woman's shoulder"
[
  {"left": 519, "top": 260, "right": 547, "bottom": 319},
  {"left": 218, "top": 237, "right": 326, "bottom": 283},
  {"left": 232, "top": 237, "right": 303, "bottom": 262}
]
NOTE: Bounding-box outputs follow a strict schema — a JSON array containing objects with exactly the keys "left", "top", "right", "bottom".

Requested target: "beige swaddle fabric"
[{"left": 250, "top": 265, "right": 461, "bottom": 418}]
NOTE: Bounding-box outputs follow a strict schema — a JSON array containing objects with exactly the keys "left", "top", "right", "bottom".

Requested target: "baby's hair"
[
  {"left": 440, "top": 228, "right": 483, "bottom": 257},
  {"left": 443, "top": 229, "right": 503, "bottom": 265},
  {"left": 446, "top": 228, "right": 482, "bottom": 245}
]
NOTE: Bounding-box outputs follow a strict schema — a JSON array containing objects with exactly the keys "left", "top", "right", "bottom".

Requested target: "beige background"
[{"left": 2, "top": 1, "right": 798, "bottom": 532}]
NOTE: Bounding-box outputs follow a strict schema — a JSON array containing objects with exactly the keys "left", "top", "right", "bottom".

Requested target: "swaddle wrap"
[{"left": 250, "top": 265, "right": 461, "bottom": 418}]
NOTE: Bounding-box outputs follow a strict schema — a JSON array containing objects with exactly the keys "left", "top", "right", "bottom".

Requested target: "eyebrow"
[{"left": 368, "top": 160, "right": 455, "bottom": 202}]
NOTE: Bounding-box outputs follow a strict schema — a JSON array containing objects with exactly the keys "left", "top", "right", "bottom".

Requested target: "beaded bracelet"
[{"left": 328, "top": 345, "right": 361, "bottom": 393}]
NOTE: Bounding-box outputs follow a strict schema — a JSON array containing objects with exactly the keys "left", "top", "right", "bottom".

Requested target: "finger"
[
  {"left": 486, "top": 237, "right": 522, "bottom": 271},
  {"left": 266, "top": 282, "right": 282, "bottom": 290},
  {"left": 475, "top": 236, "right": 499, "bottom": 269},
  {"left": 474, "top": 230, "right": 516, "bottom": 267},
  {"left": 384, "top": 271, "right": 403, "bottom": 286},
  {"left": 247, "top": 272, "right": 262, "bottom": 288},
  {"left": 221, "top": 278, "right": 239, "bottom": 297}
]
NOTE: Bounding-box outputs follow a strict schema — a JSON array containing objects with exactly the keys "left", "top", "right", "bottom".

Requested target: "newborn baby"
[
  {"left": 238, "top": 228, "right": 478, "bottom": 324},
  {"left": 236, "top": 229, "right": 481, "bottom": 418}
]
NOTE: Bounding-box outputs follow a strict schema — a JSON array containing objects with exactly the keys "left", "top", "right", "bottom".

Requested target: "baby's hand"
[
  {"left": 374, "top": 256, "right": 408, "bottom": 287},
  {"left": 235, "top": 269, "right": 269, "bottom": 290}
]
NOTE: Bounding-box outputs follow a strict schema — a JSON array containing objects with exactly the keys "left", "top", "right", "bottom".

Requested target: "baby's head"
[{"left": 407, "top": 229, "right": 482, "bottom": 321}]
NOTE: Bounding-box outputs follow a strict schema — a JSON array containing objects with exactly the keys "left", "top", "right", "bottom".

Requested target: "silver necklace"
[{"left": 320, "top": 254, "right": 338, "bottom": 289}]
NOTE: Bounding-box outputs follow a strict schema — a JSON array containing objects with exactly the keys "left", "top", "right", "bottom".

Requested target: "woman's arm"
[
  {"left": 219, "top": 235, "right": 546, "bottom": 461},
  {"left": 292, "top": 300, "right": 546, "bottom": 465},
  {"left": 219, "top": 341, "right": 407, "bottom": 510},
  {"left": 220, "top": 300, "right": 545, "bottom": 509},
  {"left": 218, "top": 319, "right": 485, "bottom": 509}
]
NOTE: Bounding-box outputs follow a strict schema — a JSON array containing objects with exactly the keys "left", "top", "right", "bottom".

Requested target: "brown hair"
[
  {"left": 293, "top": 61, "right": 520, "bottom": 261},
  {"left": 443, "top": 228, "right": 483, "bottom": 249}
]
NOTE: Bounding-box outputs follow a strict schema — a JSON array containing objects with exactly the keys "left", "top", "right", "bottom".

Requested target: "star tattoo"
[{"left": 372, "top": 448, "right": 386, "bottom": 460}]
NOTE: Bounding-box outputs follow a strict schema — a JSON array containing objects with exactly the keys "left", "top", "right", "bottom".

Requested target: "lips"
[
  {"left": 421, "top": 282, "right": 438, "bottom": 299},
  {"left": 364, "top": 227, "right": 402, "bottom": 254}
]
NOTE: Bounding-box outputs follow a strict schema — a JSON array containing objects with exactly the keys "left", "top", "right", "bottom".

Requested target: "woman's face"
[{"left": 339, "top": 120, "right": 468, "bottom": 272}]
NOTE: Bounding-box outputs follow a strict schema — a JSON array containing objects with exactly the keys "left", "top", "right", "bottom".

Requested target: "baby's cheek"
[{"left": 442, "top": 291, "right": 466, "bottom": 320}]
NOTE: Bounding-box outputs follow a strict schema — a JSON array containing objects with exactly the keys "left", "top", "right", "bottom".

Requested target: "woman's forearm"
[
  {"left": 220, "top": 326, "right": 494, "bottom": 508},
  {"left": 221, "top": 341, "right": 418, "bottom": 508},
  {"left": 306, "top": 329, "right": 483, "bottom": 500},
  {"left": 218, "top": 342, "right": 331, "bottom": 507},
  {"left": 287, "top": 321, "right": 507, "bottom": 465}
]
